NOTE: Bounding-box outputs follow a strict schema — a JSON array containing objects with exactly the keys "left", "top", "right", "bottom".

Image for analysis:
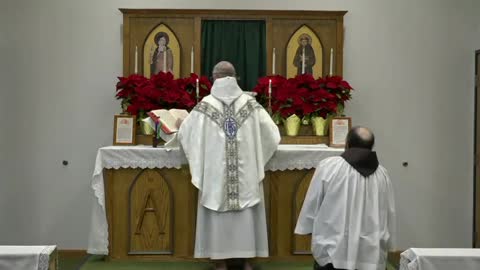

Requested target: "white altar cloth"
[
  {"left": 400, "top": 248, "right": 480, "bottom": 270},
  {"left": 0, "top": 246, "right": 56, "bottom": 270},
  {"left": 87, "top": 144, "right": 343, "bottom": 254}
]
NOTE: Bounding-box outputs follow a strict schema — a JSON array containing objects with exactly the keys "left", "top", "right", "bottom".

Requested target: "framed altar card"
[
  {"left": 113, "top": 115, "right": 136, "bottom": 145},
  {"left": 329, "top": 117, "right": 351, "bottom": 148}
]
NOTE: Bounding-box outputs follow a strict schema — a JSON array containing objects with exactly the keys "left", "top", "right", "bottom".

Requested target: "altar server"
[
  {"left": 178, "top": 61, "right": 281, "bottom": 270},
  {"left": 295, "top": 127, "right": 396, "bottom": 270}
]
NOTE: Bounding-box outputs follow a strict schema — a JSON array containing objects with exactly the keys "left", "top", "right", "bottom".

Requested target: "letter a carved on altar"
[{"left": 135, "top": 189, "right": 165, "bottom": 235}]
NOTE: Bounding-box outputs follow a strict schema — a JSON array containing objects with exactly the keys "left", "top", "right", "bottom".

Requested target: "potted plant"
[
  {"left": 310, "top": 75, "right": 353, "bottom": 136},
  {"left": 272, "top": 75, "right": 315, "bottom": 136},
  {"left": 115, "top": 72, "right": 212, "bottom": 136}
]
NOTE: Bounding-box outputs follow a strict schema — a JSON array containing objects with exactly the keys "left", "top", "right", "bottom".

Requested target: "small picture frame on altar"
[
  {"left": 329, "top": 117, "right": 351, "bottom": 148},
  {"left": 113, "top": 115, "right": 136, "bottom": 145}
]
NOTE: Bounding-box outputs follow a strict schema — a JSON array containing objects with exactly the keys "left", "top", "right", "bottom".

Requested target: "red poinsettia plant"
[
  {"left": 115, "top": 72, "right": 212, "bottom": 120},
  {"left": 252, "top": 75, "right": 287, "bottom": 108},
  {"left": 253, "top": 74, "right": 353, "bottom": 120},
  {"left": 176, "top": 73, "right": 212, "bottom": 109},
  {"left": 319, "top": 75, "right": 353, "bottom": 115},
  {"left": 115, "top": 74, "right": 148, "bottom": 112}
]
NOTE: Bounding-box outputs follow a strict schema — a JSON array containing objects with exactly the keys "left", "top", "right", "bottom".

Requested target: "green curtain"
[{"left": 201, "top": 20, "right": 266, "bottom": 91}]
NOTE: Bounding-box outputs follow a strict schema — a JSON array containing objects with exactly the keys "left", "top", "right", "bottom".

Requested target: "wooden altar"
[
  {"left": 104, "top": 167, "right": 317, "bottom": 261},
  {"left": 105, "top": 7, "right": 348, "bottom": 262}
]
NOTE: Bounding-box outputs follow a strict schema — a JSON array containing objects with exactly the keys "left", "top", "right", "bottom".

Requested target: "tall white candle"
[
  {"left": 134, "top": 46, "right": 138, "bottom": 74},
  {"left": 329, "top": 48, "right": 334, "bottom": 76},
  {"left": 150, "top": 46, "right": 154, "bottom": 64},
  {"left": 268, "top": 79, "right": 272, "bottom": 114},
  {"left": 272, "top": 48, "right": 276, "bottom": 75},
  {"left": 301, "top": 47, "right": 305, "bottom": 74},
  {"left": 190, "top": 46, "right": 194, "bottom": 74},
  {"left": 196, "top": 78, "right": 199, "bottom": 99},
  {"left": 268, "top": 79, "right": 272, "bottom": 97},
  {"left": 163, "top": 47, "right": 167, "bottom": 72}
]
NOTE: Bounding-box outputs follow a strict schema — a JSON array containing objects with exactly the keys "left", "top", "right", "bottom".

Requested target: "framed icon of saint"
[
  {"left": 286, "top": 25, "right": 323, "bottom": 79},
  {"left": 143, "top": 24, "right": 181, "bottom": 78}
]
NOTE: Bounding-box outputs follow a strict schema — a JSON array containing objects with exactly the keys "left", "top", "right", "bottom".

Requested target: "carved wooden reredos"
[{"left": 121, "top": 9, "right": 347, "bottom": 78}]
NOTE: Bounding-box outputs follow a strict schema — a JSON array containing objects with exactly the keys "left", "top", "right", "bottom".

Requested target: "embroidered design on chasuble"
[{"left": 193, "top": 99, "right": 262, "bottom": 210}]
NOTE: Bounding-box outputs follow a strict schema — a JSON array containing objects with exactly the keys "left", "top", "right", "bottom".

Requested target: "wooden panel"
[
  {"left": 388, "top": 250, "right": 403, "bottom": 269},
  {"left": 105, "top": 165, "right": 322, "bottom": 261},
  {"left": 272, "top": 18, "right": 339, "bottom": 77},
  {"left": 292, "top": 172, "right": 315, "bottom": 254},
  {"left": 123, "top": 16, "right": 195, "bottom": 77},
  {"left": 121, "top": 9, "right": 346, "bottom": 78},
  {"left": 335, "top": 17, "right": 345, "bottom": 75},
  {"left": 137, "top": 134, "right": 328, "bottom": 145},
  {"left": 162, "top": 166, "right": 198, "bottom": 257},
  {"left": 267, "top": 169, "right": 314, "bottom": 259},
  {"left": 105, "top": 167, "right": 196, "bottom": 260},
  {"left": 129, "top": 170, "right": 173, "bottom": 254},
  {"left": 137, "top": 133, "right": 329, "bottom": 145},
  {"left": 281, "top": 136, "right": 329, "bottom": 145},
  {"left": 49, "top": 249, "right": 58, "bottom": 270},
  {"left": 108, "top": 168, "right": 136, "bottom": 259},
  {"left": 57, "top": 249, "right": 88, "bottom": 258}
]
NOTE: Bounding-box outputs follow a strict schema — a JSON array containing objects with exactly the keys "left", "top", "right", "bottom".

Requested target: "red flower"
[
  {"left": 301, "top": 103, "right": 316, "bottom": 115},
  {"left": 294, "top": 74, "right": 316, "bottom": 86},
  {"left": 115, "top": 72, "right": 213, "bottom": 116},
  {"left": 253, "top": 75, "right": 287, "bottom": 109},
  {"left": 179, "top": 73, "right": 212, "bottom": 108},
  {"left": 115, "top": 74, "right": 148, "bottom": 100},
  {"left": 326, "top": 82, "right": 339, "bottom": 89},
  {"left": 340, "top": 80, "right": 352, "bottom": 89},
  {"left": 116, "top": 71, "right": 353, "bottom": 120},
  {"left": 252, "top": 74, "right": 353, "bottom": 118},
  {"left": 279, "top": 107, "right": 296, "bottom": 118}
]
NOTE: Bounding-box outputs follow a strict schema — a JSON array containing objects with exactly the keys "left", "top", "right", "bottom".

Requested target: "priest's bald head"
[
  {"left": 345, "top": 126, "right": 375, "bottom": 150},
  {"left": 212, "top": 61, "right": 236, "bottom": 80}
]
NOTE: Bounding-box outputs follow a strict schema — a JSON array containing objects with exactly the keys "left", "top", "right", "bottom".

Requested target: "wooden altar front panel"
[
  {"left": 105, "top": 167, "right": 197, "bottom": 261},
  {"left": 104, "top": 167, "right": 315, "bottom": 261}
]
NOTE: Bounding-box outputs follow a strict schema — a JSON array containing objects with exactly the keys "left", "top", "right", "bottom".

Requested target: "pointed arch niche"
[
  {"left": 128, "top": 169, "right": 174, "bottom": 254},
  {"left": 143, "top": 24, "right": 181, "bottom": 78},
  {"left": 286, "top": 25, "right": 323, "bottom": 78}
]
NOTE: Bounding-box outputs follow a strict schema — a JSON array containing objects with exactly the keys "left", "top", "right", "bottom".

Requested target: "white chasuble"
[
  {"left": 178, "top": 77, "right": 281, "bottom": 212},
  {"left": 178, "top": 77, "right": 280, "bottom": 259}
]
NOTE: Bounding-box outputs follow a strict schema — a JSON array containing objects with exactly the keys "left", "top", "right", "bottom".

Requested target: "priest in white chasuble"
[
  {"left": 178, "top": 61, "right": 281, "bottom": 270},
  {"left": 295, "top": 127, "right": 396, "bottom": 270}
]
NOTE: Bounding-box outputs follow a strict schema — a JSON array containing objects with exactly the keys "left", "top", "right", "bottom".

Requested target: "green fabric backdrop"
[{"left": 201, "top": 20, "right": 266, "bottom": 91}]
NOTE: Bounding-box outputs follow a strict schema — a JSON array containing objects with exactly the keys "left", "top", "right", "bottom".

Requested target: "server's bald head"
[
  {"left": 212, "top": 61, "right": 236, "bottom": 80},
  {"left": 345, "top": 126, "right": 375, "bottom": 150}
]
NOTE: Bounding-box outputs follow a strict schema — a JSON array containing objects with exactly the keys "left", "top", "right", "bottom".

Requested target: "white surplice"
[
  {"left": 178, "top": 76, "right": 280, "bottom": 259},
  {"left": 295, "top": 156, "right": 396, "bottom": 270}
]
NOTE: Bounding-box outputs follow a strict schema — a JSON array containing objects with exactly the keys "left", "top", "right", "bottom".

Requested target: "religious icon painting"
[
  {"left": 286, "top": 25, "right": 323, "bottom": 79},
  {"left": 143, "top": 23, "right": 181, "bottom": 78}
]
